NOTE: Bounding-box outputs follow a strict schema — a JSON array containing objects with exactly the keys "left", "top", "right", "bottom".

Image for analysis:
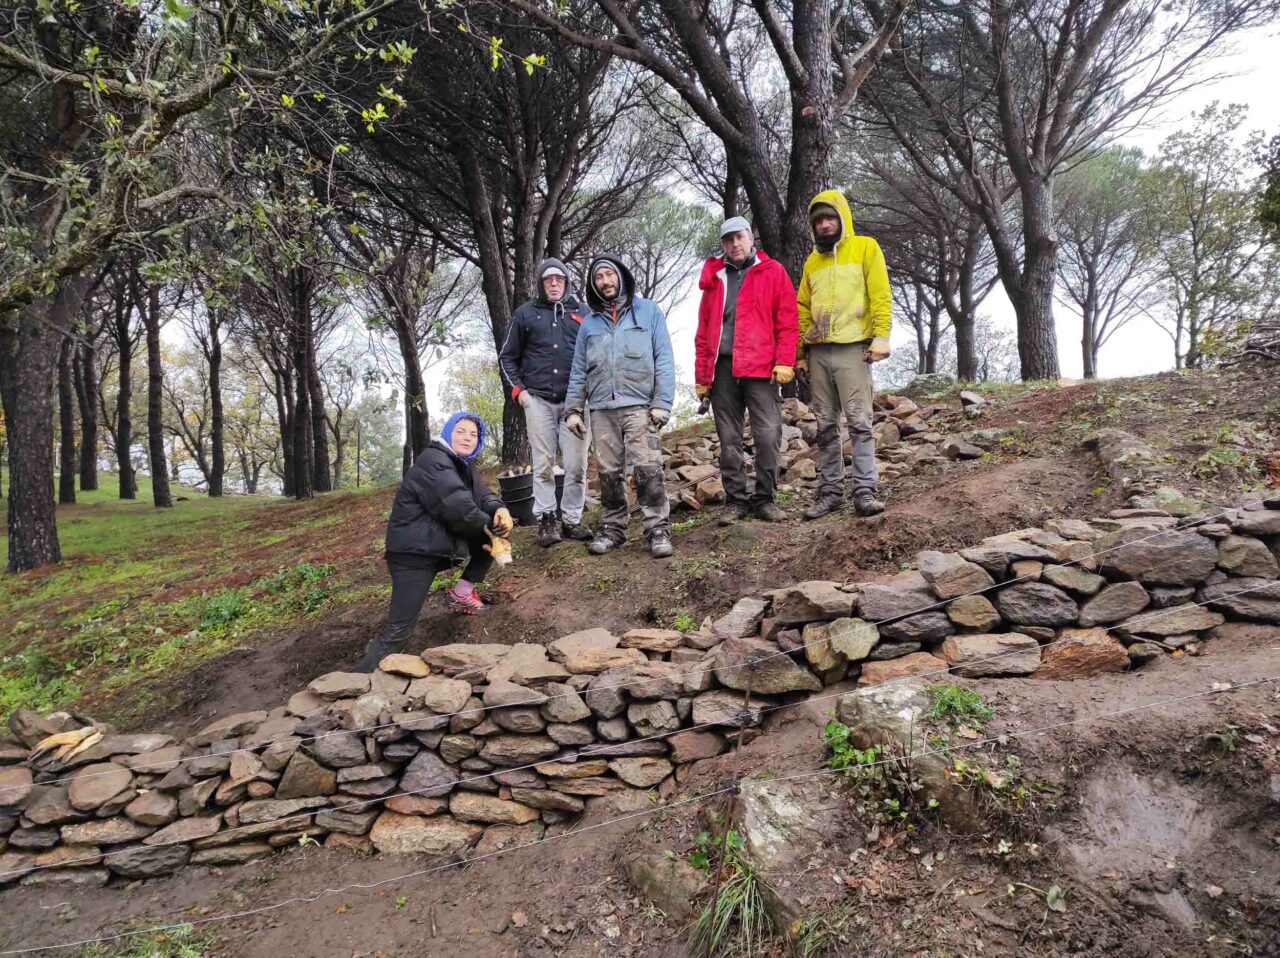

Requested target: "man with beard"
[{"left": 563, "top": 255, "right": 676, "bottom": 558}]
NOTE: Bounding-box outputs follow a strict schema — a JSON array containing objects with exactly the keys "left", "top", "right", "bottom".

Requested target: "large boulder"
[
  {"left": 769, "top": 582, "right": 854, "bottom": 625},
  {"left": 1197, "top": 577, "right": 1280, "bottom": 623},
  {"left": 994, "top": 582, "right": 1079, "bottom": 627},
  {"left": 917, "top": 551, "right": 995, "bottom": 600},
  {"left": 369, "top": 812, "right": 482, "bottom": 855},
  {"left": 714, "top": 637, "right": 821, "bottom": 694},
  {"left": 938, "top": 633, "right": 1041, "bottom": 677},
  {"left": 1096, "top": 527, "right": 1218, "bottom": 586},
  {"left": 1033, "top": 628, "right": 1129, "bottom": 680}
]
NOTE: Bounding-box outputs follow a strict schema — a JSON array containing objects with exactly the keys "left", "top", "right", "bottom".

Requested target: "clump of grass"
[
  {"left": 198, "top": 588, "right": 248, "bottom": 631},
  {"left": 688, "top": 830, "right": 775, "bottom": 957},
  {"left": 672, "top": 611, "right": 699, "bottom": 633},
  {"left": 925, "top": 683, "right": 994, "bottom": 730},
  {"left": 80, "top": 923, "right": 217, "bottom": 957}
]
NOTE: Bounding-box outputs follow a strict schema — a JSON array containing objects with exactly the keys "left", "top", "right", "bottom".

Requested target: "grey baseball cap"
[{"left": 719, "top": 215, "right": 752, "bottom": 238}]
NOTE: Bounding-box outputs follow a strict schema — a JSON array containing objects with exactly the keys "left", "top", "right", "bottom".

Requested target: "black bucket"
[{"left": 498, "top": 470, "right": 537, "bottom": 527}]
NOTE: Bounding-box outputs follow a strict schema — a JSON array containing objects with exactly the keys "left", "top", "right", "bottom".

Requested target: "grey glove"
[
  {"left": 565, "top": 412, "right": 587, "bottom": 439},
  {"left": 649, "top": 407, "right": 670, "bottom": 428}
]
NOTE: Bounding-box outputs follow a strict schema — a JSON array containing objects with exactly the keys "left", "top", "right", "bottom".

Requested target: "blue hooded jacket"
[{"left": 564, "top": 255, "right": 676, "bottom": 415}]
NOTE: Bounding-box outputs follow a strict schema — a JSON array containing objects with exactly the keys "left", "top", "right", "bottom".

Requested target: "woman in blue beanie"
[{"left": 354, "top": 412, "right": 513, "bottom": 672}]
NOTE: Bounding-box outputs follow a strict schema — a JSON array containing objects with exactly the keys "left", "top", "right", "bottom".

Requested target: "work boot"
[
  {"left": 718, "top": 501, "right": 751, "bottom": 526},
  {"left": 803, "top": 493, "right": 844, "bottom": 521},
  {"left": 648, "top": 530, "right": 674, "bottom": 559},
  {"left": 752, "top": 501, "right": 786, "bottom": 522},
  {"left": 561, "top": 519, "right": 594, "bottom": 541},
  {"left": 853, "top": 490, "right": 886, "bottom": 517},
  {"left": 537, "top": 512, "right": 562, "bottom": 548},
  {"left": 588, "top": 531, "right": 625, "bottom": 555}
]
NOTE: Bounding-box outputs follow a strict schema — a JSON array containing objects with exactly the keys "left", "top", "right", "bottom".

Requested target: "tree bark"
[
  {"left": 0, "top": 280, "right": 90, "bottom": 571},
  {"left": 142, "top": 283, "right": 172, "bottom": 508},
  {"left": 307, "top": 342, "right": 331, "bottom": 492},
  {"left": 207, "top": 309, "right": 224, "bottom": 497},
  {"left": 74, "top": 336, "right": 99, "bottom": 490},
  {"left": 112, "top": 283, "right": 136, "bottom": 500},
  {"left": 289, "top": 271, "right": 315, "bottom": 500},
  {"left": 391, "top": 312, "right": 430, "bottom": 460},
  {"left": 57, "top": 335, "right": 78, "bottom": 505}
]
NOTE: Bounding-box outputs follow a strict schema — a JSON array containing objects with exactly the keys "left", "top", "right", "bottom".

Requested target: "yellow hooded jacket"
[{"left": 796, "top": 189, "right": 891, "bottom": 353}]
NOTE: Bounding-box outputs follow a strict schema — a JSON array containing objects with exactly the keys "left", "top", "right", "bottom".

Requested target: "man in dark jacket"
[
  {"left": 354, "top": 412, "right": 512, "bottom": 672},
  {"left": 498, "top": 258, "right": 593, "bottom": 548},
  {"left": 694, "top": 216, "right": 799, "bottom": 524}
]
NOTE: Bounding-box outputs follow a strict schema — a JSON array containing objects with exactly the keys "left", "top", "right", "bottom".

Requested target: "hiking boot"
[
  {"left": 803, "top": 493, "right": 844, "bottom": 520},
  {"left": 588, "top": 532, "right": 625, "bottom": 555},
  {"left": 717, "top": 502, "right": 751, "bottom": 526},
  {"left": 853, "top": 490, "right": 886, "bottom": 517},
  {"left": 648, "top": 530, "right": 674, "bottom": 559},
  {"left": 752, "top": 501, "right": 786, "bottom": 522},
  {"left": 537, "top": 512, "right": 562, "bottom": 548},
  {"left": 561, "top": 519, "right": 594, "bottom": 541},
  {"left": 445, "top": 586, "right": 489, "bottom": 616}
]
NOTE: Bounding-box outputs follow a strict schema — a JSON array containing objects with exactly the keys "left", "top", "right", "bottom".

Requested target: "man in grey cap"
[{"left": 693, "top": 217, "right": 799, "bottom": 523}]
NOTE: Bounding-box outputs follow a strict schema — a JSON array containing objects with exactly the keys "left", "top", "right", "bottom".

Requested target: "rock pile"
[{"left": 2, "top": 498, "right": 1276, "bottom": 888}]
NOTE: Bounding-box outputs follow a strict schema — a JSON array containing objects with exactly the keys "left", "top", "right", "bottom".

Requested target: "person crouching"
[{"left": 354, "top": 412, "right": 513, "bottom": 672}]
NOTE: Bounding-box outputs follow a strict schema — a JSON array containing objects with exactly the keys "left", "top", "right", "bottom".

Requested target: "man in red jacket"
[{"left": 694, "top": 217, "right": 799, "bottom": 523}]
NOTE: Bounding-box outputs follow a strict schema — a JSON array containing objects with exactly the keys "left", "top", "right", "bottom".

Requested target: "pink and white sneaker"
[{"left": 445, "top": 586, "right": 489, "bottom": 616}]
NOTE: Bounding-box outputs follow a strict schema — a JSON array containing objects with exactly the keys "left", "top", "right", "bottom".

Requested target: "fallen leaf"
[{"left": 1205, "top": 885, "right": 1224, "bottom": 899}]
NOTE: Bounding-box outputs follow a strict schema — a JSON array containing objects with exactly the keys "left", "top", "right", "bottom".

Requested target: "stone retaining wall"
[{"left": 1, "top": 498, "right": 1277, "bottom": 888}]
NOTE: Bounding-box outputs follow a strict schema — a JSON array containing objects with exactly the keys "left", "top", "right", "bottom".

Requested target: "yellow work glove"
[
  {"left": 483, "top": 531, "right": 513, "bottom": 566},
  {"left": 867, "top": 337, "right": 891, "bottom": 362},
  {"left": 491, "top": 507, "right": 514, "bottom": 536},
  {"left": 771, "top": 365, "right": 795, "bottom": 385},
  {"left": 695, "top": 384, "right": 710, "bottom": 400},
  {"left": 795, "top": 356, "right": 808, "bottom": 375}
]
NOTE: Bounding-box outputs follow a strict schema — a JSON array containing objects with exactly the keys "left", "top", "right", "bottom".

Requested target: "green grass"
[
  {"left": 924, "top": 684, "right": 995, "bottom": 730},
  {"left": 76, "top": 924, "right": 217, "bottom": 957}
]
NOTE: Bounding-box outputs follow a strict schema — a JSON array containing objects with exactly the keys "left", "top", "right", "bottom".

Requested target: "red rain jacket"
[{"left": 694, "top": 250, "right": 799, "bottom": 387}]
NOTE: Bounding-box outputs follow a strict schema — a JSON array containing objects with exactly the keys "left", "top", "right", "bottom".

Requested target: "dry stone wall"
[{"left": 2, "top": 497, "right": 1277, "bottom": 888}]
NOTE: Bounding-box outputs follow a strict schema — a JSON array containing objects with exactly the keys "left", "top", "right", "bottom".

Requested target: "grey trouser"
[
  {"left": 591, "top": 406, "right": 670, "bottom": 540},
  {"left": 525, "top": 394, "right": 589, "bottom": 523},
  {"left": 711, "top": 357, "right": 782, "bottom": 505},
  {"left": 808, "top": 341, "right": 877, "bottom": 495}
]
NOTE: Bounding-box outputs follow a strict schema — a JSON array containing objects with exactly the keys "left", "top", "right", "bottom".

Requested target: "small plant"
[
  {"left": 197, "top": 588, "right": 247, "bottom": 631},
  {"left": 394, "top": 896, "right": 409, "bottom": 910},
  {"left": 1193, "top": 446, "right": 1246, "bottom": 479},
  {"left": 925, "top": 684, "right": 994, "bottom": 730},
  {"left": 952, "top": 754, "right": 1032, "bottom": 811},
  {"left": 823, "top": 719, "right": 933, "bottom": 830},
  {"left": 672, "top": 611, "right": 699, "bottom": 633},
  {"left": 793, "top": 908, "right": 854, "bottom": 957},
  {"left": 81, "top": 923, "right": 217, "bottom": 957},
  {"left": 775, "top": 488, "right": 796, "bottom": 505},
  {"left": 688, "top": 830, "right": 774, "bottom": 957}
]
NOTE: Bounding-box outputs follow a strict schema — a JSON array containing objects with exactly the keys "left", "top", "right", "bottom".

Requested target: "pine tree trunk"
[
  {"left": 57, "top": 336, "right": 78, "bottom": 505},
  {"left": 308, "top": 344, "right": 331, "bottom": 493},
  {"left": 208, "top": 316, "right": 224, "bottom": 497},
  {"left": 1011, "top": 182, "right": 1062, "bottom": 381},
  {"left": 289, "top": 278, "right": 314, "bottom": 500},
  {"left": 75, "top": 338, "right": 99, "bottom": 490},
  {"left": 143, "top": 284, "right": 172, "bottom": 508},
  {"left": 114, "top": 287, "right": 136, "bottom": 500}
]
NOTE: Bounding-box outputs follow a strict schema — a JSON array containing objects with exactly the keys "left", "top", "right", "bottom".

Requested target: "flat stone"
[
  {"left": 122, "top": 746, "right": 184, "bottom": 775},
  {"left": 409, "top": 676, "right": 475, "bottom": 714},
  {"left": 770, "top": 581, "right": 855, "bottom": 625},
  {"left": 0, "top": 851, "right": 36, "bottom": 883},
  {"left": 714, "top": 636, "right": 821, "bottom": 694},
  {"left": 21, "top": 866, "right": 110, "bottom": 887},
  {"left": 1078, "top": 581, "right": 1151, "bottom": 626},
  {"left": 535, "top": 760, "right": 609, "bottom": 778},
  {"left": 190, "top": 711, "right": 267, "bottom": 746},
  {"left": 1218, "top": 536, "right": 1279, "bottom": 578},
  {"left": 626, "top": 700, "right": 680, "bottom": 737},
  {"left": 384, "top": 794, "right": 449, "bottom": 816},
  {"left": 243, "top": 717, "right": 302, "bottom": 750},
  {"left": 917, "top": 551, "right": 995, "bottom": 600},
  {"left": 369, "top": 812, "right": 482, "bottom": 855},
  {"left": 104, "top": 843, "right": 191, "bottom": 878},
  {"left": 61, "top": 816, "right": 154, "bottom": 845},
  {"left": 400, "top": 751, "right": 459, "bottom": 797},
  {"left": 315, "top": 808, "right": 380, "bottom": 835},
  {"left": 370, "top": 671, "right": 410, "bottom": 697},
  {"left": 0, "top": 767, "right": 33, "bottom": 809},
  {"left": 439, "top": 734, "right": 478, "bottom": 764},
  {"left": 421, "top": 643, "right": 511, "bottom": 678},
  {"left": 547, "top": 723, "right": 594, "bottom": 746},
  {"left": 802, "top": 617, "right": 878, "bottom": 672},
  {"left": 617, "top": 663, "right": 686, "bottom": 700},
  {"left": 1116, "top": 605, "right": 1225, "bottom": 638},
  {"left": 879, "top": 612, "right": 954, "bottom": 644},
  {"left": 308, "top": 672, "right": 372, "bottom": 700},
  {"left": 960, "top": 542, "right": 1057, "bottom": 577},
  {"left": 1046, "top": 518, "right": 1098, "bottom": 540},
  {"left": 1041, "top": 565, "right": 1106, "bottom": 596},
  {"left": 711, "top": 596, "right": 770, "bottom": 640},
  {"left": 624, "top": 852, "right": 709, "bottom": 924},
  {"left": 35, "top": 844, "right": 103, "bottom": 869},
  {"left": 276, "top": 751, "right": 337, "bottom": 799},
  {"left": 482, "top": 679, "right": 548, "bottom": 710},
  {"left": 379, "top": 653, "right": 430, "bottom": 678},
  {"left": 191, "top": 843, "right": 274, "bottom": 866},
  {"left": 1197, "top": 577, "right": 1280, "bottom": 623},
  {"left": 691, "top": 690, "right": 765, "bottom": 728},
  {"left": 1229, "top": 510, "right": 1280, "bottom": 536},
  {"left": 478, "top": 735, "right": 560, "bottom": 766},
  {"left": 89, "top": 733, "right": 176, "bottom": 758},
  {"left": 547, "top": 777, "right": 628, "bottom": 797},
  {"left": 237, "top": 796, "right": 330, "bottom": 825},
  {"left": 144, "top": 813, "right": 223, "bottom": 845},
  {"left": 668, "top": 731, "right": 726, "bottom": 763},
  {"left": 539, "top": 683, "right": 592, "bottom": 724},
  {"left": 1096, "top": 527, "right": 1219, "bottom": 586},
  {"left": 866, "top": 640, "right": 922, "bottom": 660},
  {"left": 286, "top": 691, "right": 327, "bottom": 718},
  {"left": 492, "top": 707, "right": 546, "bottom": 734},
  {"left": 7, "top": 827, "right": 59, "bottom": 850},
  {"left": 620, "top": 629, "right": 684, "bottom": 652},
  {"left": 857, "top": 652, "right": 949, "bottom": 687},
  {"left": 856, "top": 581, "right": 936, "bottom": 622},
  {"left": 995, "top": 582, "right": 1079, "bottom": 627},
  {"left": 549, "top": 629, "right": 647, "bottom": 674},
  {"left": 584, "top": 671, "right": 629, "bottom": 719},
  {"left": 124, "top": 791, "right": 178, "bottom": 826},
  {"left": 1033, "top": 628, "right": 1129, "bottom": 679},
  {"left": 509, "top": 788, "right": 584, "bottom": 813},
  {"left": 939, "top": 633, "right": 1041, "bottom": 677},
  {"left": 946, "top": 594, "right": 1002, "bottom": 631},
  {"left": 608, "top": 757, "right": 673, "bottom": 788},
  {"left": 475, "top": 822, "right": 544, "bottom": 854},
  {"left": 448, "top": 792, "right": 540, "bottom": 825},
  {"left": 68, "top": 763, "right": 133, "bottom": 811},
  {"left": 308, "top": 731, "right": 368, "bottom": 768}
]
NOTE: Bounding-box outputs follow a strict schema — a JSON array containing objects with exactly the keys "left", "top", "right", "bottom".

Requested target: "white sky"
[{"left": 423, "top": 25, "right": 1280, "bottom": 409}]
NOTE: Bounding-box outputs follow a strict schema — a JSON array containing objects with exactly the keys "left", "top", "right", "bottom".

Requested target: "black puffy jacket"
[{"left": 384, "top": 441, "right": 503, "bottom": 559}]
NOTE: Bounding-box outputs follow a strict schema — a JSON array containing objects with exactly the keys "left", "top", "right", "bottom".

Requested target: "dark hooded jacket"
[
  {"left": 498, "top": 257, "right": 585, "bottom": 403},
  {"left": 384, "top": 412, "right": 503, "bottom": 561}
]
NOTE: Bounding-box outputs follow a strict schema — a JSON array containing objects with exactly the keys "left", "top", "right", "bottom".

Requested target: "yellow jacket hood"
[{"left": 808, "top": 189, "right": 856, "bottom": 249}]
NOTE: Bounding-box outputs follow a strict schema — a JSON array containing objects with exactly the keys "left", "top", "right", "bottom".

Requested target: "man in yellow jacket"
[{"left": 796, "top": 189, "right": 891, "bottom": 519}]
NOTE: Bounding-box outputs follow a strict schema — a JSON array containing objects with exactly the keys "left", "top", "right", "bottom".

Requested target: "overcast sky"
[{"left": 425, "top": 25, "right": 1280, "bottom": 411}]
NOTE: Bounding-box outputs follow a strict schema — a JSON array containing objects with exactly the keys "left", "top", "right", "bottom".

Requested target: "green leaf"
[{"left": 1046, "top": 885, "right": 1067, "bottom": 913}]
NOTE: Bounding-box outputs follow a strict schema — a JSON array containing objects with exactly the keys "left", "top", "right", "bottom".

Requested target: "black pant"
[
  {"left": 710, "top": 357, "right": 783, "bottom": 505},
  {"left": 354, "top": 544, "right": 492, "bottom": 672}
]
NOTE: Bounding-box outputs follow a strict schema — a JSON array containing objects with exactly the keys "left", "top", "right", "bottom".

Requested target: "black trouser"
[
  {"left": 710, "top": 357, "right": 783, "bottom": 506},
  {"left": 355, "top": 545, "right": 492, "bottom": 672}
]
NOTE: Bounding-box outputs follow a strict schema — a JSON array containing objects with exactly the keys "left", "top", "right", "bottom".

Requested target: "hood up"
[
  {"left": 808, "top": 189, "right": 856, "bottom": 251},
  {"left": 585, "top": 254, "right": 636, "bottom": 313},
  {"left": 439, "top": 411, "right": 486, "bottom": 462}
]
